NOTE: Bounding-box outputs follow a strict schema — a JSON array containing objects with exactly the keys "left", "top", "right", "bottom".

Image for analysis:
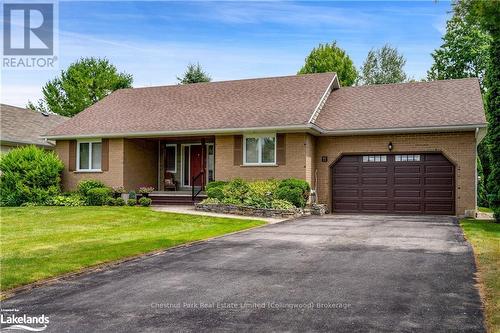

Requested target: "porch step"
[{"left": 150, "top": 193, "right": 206, "bottom": 206}]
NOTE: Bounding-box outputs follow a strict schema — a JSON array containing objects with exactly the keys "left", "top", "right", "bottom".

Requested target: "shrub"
[
  {"left": 248, "top": 180, "right": 280, "bottom": 199},
  {"left": 115, "top": 197, "right": 126, "bottom": 206},
  {"left": 207, "top": 186, "right": 224, "bottom": 201},
  {"left": 0, "top": 146, "right": 64, "bottom": 206},
  {"left": 493, "top": 207, "right": 500, "bottom": 223},
  {"left": 77, "top": 179, "right": 106, "bottom": 197},
  {"left": 276, "top": 186, "right": 306, "bottom": 208},
  {"left": 276, "top": 179, "right": 311, "bottom": 208},
  {"left": 86, "top": 187, "right": 112, "bottom": 206},
  {"left": 245, "top": 179, "right": 280, "bottom": 208},
  {"left": 271, "top": 199, "right": 295, "bottom": 210},
  {"left": 50, "top": 194, "right": 85, "bottom": 206},
  {"left": 129, "top": 191, "right": 137, "bottom": 199},
  {"left": 20, "top": 202, "right": 43, "bottom": 207},
  {"left": 200, "top": 197, "right": 221, "bottom": 205},
  {"left": 127, "top": 198, "right": 137, "bottom": 206},
  {"left": 222, "top": 197, "right": 242, "bottom": 206},
  {"left": 222, "top": 178, "right": 250, "bottom": 204},
  {"left": 138, "top": 197, "right": 152, "bottom": 207},
  {"left": 279, "top": 179, "right": 310, "bottom": 198},
  {"left": 105, "top": 197, "right": 117, "bottom": 206},
  {"left": 205, "top": 181, "right": 227, "bottom": 191},
  {"left": 243, "top": 195, "right": 270, "bottom": 208}
]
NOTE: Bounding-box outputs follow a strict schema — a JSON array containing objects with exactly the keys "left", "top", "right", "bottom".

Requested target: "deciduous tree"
[
  {"left": 358, "top": 44, "right": 408, "bottom": 85},
  {"left": 298, "top": 42, "right": 357, "bottom": 86},
  {"left": 427, "top": 0, "right": 491, "bottom": 92},
  {"left": 28, "top": 57, "right": 133, "bottom": 117}
]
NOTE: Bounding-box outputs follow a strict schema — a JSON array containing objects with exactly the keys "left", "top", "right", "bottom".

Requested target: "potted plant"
[
  {"left": 137, "top": 186, "right": 155, "bottom": 198},
  {"left": 112, "top": 186, "right": 126, "bottom": 199}
]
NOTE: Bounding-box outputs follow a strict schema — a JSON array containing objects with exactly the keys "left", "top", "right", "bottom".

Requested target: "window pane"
[
  {"left": 184, "top": 146, "right": 190, "bottom": 185},
  {"left": 165, "top": 145, "right": 176, "bottom": 172},
  {"left": 381, "top": 155, "right": 387, "bottom": 162},
  {"left": 79, "top": 143, "right": 89, "bottom": 169},
  {"left": 91, "top": 142, "right": 102, "bottom": 170},
  {"left": 261, "top": 136, "right": 275, "bottom": 163},
  {"left": 401, "top": 155, "right": 407, "bottom": 161},
  {"left": 414, "top": 155, "right": 421, "bottom": 161},
  {"left": 363, "top": 156, "right": 368, "bottom": 162},
  {"left": 207, "top": 145, "right": 214, "bottom": 182},
  {"left": 245, "top": 138, "right": 259, "bottom": 163},
  {"left": 395, "top": 155, "right": 401, "bottom": 162}
]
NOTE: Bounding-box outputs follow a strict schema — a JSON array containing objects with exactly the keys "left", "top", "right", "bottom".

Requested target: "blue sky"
[{"left": 2, "top": 1, "right": 452, "bottom": 107}]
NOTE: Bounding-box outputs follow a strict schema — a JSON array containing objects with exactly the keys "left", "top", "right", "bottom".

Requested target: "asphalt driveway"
[{"left": 2, "top": 215, "right": 484, "bottom": 332}]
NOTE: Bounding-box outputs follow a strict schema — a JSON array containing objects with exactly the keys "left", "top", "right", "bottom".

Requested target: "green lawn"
[
  {"left": 460, "top": 219, "right": 500, "bottom": 333},
  {"left": 479, "top": 207, "right": 494, "bottom": 213},
  {"left": 0, "top": 207, "right": 265, "bottom": 291}
]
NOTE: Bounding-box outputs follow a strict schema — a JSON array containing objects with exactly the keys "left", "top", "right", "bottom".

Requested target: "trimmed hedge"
[
  {"left": 139, "top": 197, "right": 152, "bottom": 207},
  {"left": 77, "top": 179, "right": 106, "bottom": 197},
  {"left": 115, "top": 197, "right": 126, "bottom": 206},
  {"left": 205, "top": 181, "right": 227, "bottom": 191},
  {"left": 86, "top": 187, "right": 112, "bottom": 206},
  {"left": 276, "top": 178, "right": 310, "bottom": 208}
]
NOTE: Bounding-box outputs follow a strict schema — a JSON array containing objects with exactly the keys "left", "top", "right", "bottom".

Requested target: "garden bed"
[{"left": 195, "top": 202, "right": 304, "bottom": 218}]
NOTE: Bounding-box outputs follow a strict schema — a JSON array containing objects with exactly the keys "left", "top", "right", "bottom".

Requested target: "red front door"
[{"left": 190, "top": 145, "right": 203, "bottom": 186}]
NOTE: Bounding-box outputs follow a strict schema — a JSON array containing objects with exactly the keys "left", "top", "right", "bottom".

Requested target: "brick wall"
[
  {"left": 123, "top": 139, "right": 158, "bottom": 191},
  {"left": 215, "top": 133, "right": 312, "bottom": 181},
  {"left": 315, "top": 132, "right": 477, "bottom": 216},
  {"left": 55, "top": 139, "right": 125, "bottom": 191}
]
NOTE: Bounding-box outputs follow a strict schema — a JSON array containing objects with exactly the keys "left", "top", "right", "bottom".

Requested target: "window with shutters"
[
  {"left": 243, "top": 134, "right": 276, "bottom": 165},
  {"left": 165, "top": 144, "right": 177, "bottom": 173},
  {"left": 77, "top": 139, "right": 102, "bottom": 171}
]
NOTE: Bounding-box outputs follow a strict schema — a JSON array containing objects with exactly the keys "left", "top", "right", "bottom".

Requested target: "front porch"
[{"left": 149, "top": 136, "right": 214, "bottom": 205}]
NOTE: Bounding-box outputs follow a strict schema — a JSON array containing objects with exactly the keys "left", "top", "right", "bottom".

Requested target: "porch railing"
[{"left": 191, "top": 171, "right": 205, "bottom": 201}]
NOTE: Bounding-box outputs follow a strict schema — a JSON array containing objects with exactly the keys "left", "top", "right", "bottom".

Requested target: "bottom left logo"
[{"left": 1, "top": 309, "right": 49, "bottom": 332}]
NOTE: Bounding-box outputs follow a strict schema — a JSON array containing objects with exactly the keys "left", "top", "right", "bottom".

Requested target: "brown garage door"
[{"left": 332, "top": 153, "right": 455, "bottom": 214}]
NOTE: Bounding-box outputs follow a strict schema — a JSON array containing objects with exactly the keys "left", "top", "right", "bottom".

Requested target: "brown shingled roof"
[
  {"left": 45, "top": 75, "right": 486, "bottom": 139},
  {"left": 0, "top": 104, "right": 68, "bottom": 147},
  {"left": 47, "top": 73, "right": 337, "bottom": 137},
  {"left": 315, "top": 78, "right": 486, "bottom": 132}
]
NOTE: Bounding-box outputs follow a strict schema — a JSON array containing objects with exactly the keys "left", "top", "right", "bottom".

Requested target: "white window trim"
[
  {"left": 76, "top": 139, "right": 102, "bottom": 172},
  {"left": 243, "top": 133, "right": 277, "bottom": 166},
  {"left": 165, "top": 144, "right": 177, "bottom": 173}
]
